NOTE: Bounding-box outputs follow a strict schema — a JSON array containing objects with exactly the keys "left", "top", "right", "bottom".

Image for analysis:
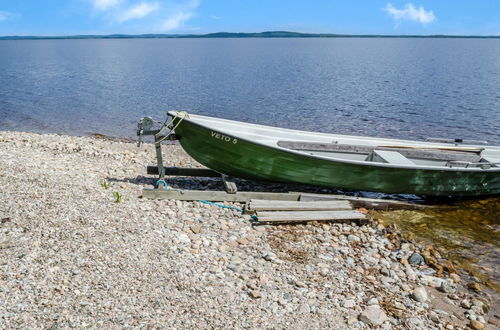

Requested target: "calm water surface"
[
  {"left": 0, "top": 38, "right": 499, "bottom": 290},
  {"left": 0, "top": 38, "right": 499, "bottom": 143}
]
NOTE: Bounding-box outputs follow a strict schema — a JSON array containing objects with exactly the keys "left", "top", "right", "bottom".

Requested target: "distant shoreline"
[{"left": 1, "top": 31, "right": 500, "bottom": 40}]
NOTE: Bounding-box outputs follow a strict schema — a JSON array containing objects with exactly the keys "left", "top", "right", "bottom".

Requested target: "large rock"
[{"left": 358, "top": 305, "right": 388, "bottom": 326}]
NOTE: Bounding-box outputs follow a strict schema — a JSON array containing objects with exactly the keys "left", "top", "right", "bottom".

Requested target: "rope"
[
  {"left": 198, "top": 200, "right": 244, "bottom": 212},
  {"left": 155, "top": 179, "right": 169, "bottom": 189},
  {"left": 155, "top": 111, "right": 189, "bottom": 144},
  {"left": 197, "top": 200, "right": 258, "bottom": 221}
]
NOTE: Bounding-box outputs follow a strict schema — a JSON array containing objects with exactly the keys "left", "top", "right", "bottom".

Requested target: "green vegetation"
[
  {"left": 113, "top": 191, "right": 122, "bottom": 203},
  {"left": 100, "top": 180, "right": 110, "bottom": 189}
]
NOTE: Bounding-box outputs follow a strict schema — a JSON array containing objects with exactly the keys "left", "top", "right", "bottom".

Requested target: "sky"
[{"left": 0, "top": 0, "right": 499, "bottom": 36}]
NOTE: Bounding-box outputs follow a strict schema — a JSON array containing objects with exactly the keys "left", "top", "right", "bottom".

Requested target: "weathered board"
[
  {"left": 248, "top": 199, "right": 352, "bottom": 211},
  {"left": 256, "top": 210, "right": 366, "bottom": 222},
  {"left": 297, "top": 192, "right": 434, "bottom": 210},
  {"left": 142, "top": 189, "right": 300, "bottom": 202}
]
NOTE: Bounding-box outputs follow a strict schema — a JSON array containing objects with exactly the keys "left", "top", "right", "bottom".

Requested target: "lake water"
[
  {"left": 0, "top": 38, "right": 500, "bottom": 143},
  {"left": 1, "top": 38, "right": 499, "bottom": 293}
]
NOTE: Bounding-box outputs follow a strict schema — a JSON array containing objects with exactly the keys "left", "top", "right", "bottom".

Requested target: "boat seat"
[{"left": 371, "top": 150, "right": 415, "bottom": 165}]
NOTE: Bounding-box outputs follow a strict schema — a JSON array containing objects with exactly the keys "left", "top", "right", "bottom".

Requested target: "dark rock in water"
[{"left": 408, "top": 252, "right": 425, "bottom": 265}]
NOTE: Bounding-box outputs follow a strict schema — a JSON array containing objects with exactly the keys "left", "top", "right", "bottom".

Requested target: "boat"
[{"left": 162, "top": 111, "right": 500, "bottom": 197}]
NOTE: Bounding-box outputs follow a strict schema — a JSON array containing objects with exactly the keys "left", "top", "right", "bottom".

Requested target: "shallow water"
[{"left": 372, "top": 197, "right": 500, "bottom": 291}]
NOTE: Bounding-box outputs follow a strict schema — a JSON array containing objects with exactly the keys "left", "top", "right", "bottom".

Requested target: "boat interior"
[
  {"left": 276, "top": 140, "right": 500, "bottom": 168},
  {"left": 170, "top": 111, "right": 500, "bottom": 170}
]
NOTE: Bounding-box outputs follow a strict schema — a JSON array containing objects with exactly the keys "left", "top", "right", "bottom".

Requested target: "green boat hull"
[{"left": 173, "top": 119, "right": 500, "bottom": 197}]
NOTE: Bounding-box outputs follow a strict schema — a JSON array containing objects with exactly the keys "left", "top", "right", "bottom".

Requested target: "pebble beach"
[{"left": 0, "top": 131, "right": 497, "bottom": 329}]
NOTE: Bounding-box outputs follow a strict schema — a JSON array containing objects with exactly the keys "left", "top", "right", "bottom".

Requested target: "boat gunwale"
[{"left": 168, "top": 111, "right": 500, "bottom": 173}]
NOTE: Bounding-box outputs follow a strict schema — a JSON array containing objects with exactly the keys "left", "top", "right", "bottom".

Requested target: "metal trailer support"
[
  {"left": 154, "top": 134, "right": 166, "bottom": 188},
  {"left": 137, "top": 116, "right": 237, "bottom": 193},
  {"left": 137, "top": 116, "right": 178, "bottom": 190}
]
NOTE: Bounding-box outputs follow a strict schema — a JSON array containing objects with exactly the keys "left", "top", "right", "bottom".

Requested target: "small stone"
[
  {"left": 449, "top": 273, "right": 461, "bottom": 283},
  {"left": 343, "top": 299, "right": 356, "bottom": 308},
  {"left": 469, "top": 320, "right": 484, "bottom": 330},
  {"left": 411, "top": 286, "right": 428, "bottom": 303},
  {"left": 358, "top": 207, "right": 368, "bottom": 214},
  {"left": 177, "top": 233, "right": 191, "bottom": 245},
  {"left": 358, "top": 305, "right": 388, "bottom": 326},
  {"left": 488, "top": 317, "right": 500, "bottom": 327},
  {"left": 439, "top": 280, "right": 457, "bottom": 294},
  {"left": 471, "top": 299, "right": 484, "bottom": 308},
  {"left": 190, "top": 225, "right": 202, "bottom": 234},
  {"left": 429, "top": 311, "right": 440, "bottom": 323},
  {"left": 347, "top": 234, "right": 361, "bottom": 242},
  {"left": 408, "top": 252, "right": 425, "bottom": 265},
  {"left": 367, "top": 298, "right": 379, "bottom": 305},
  {"left": 236, "top": 238, "right": 249, "bottom": 245},
  {"left": 249, "top": 290, "right": 261, "bottom": 299},
  {"left": 380, "top": 266, "right": 390, "bottom": 276},
  {"left": 299, "top": 304, "right": 311, "bottom": 313}
]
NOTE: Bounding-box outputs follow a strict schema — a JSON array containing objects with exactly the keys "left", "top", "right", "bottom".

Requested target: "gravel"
[{"left": 0, "top": 131, "right": 492, "bottom": 328}]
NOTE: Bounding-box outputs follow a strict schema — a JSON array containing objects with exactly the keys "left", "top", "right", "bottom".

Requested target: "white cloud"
[
  {"left": 160, "top": 0, "right": 200, "bottom": 32},
  {"left": 384, "top": 3, "right": 436, "bottom": 24},
  {"left": 92, "top": 0, "right": 121, "bottom": 11},
  {"left": 0, "top": 10, "right": 13, "bottom": 21},
  {"left": 161, "top": 12, "right": 194, "bottom": 31},
  {"left": 117, "top": 2, "right": 160, "bottom": 22},
  {"left": 87, "top": 0, "right": 201, "bottom": 31},
  {"left": 210, "top": 15, "right": 221, "bottom": 20}
]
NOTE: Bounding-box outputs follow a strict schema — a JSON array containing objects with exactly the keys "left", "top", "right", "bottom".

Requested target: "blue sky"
[{"left": 0, "top": 0, "right": 499, "bottom": 36}]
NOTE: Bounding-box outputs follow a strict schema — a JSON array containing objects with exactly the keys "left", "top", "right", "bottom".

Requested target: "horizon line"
[{"left": 1, "top": 31, "right": 500, "bottom": 39}]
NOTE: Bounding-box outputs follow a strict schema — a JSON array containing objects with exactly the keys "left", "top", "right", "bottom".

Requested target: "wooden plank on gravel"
[
  {"left": 297, "top": 192, "right": 435, "bottom": 210},
  {"left": 256, "top": 210, "right": 366, "bottom": 222},
  {"left": 248, "top": 199, "right": 352, "bottom": 211},
  {"left": 142, "top": 189, "right": 301, "bottom": 202}
]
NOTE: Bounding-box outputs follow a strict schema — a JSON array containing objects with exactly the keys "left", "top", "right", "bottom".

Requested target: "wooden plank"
[
  {"left": 147, "top": 166, "right": 221, "bottom": 177},
  {"left": 256, "top": 210, "right": 366, "bottom": 222},
  {"left": 297, "top": 192, "right": 436, "bottom": 210},
  {"left": 248, "top": 199, "right": 352, "bottom": 211},
  {"left": 277, "top": 141, "right": 482, "bottom": 162},
  {"left": 142, "top": 189, "right": 300, "bottom": 202}
]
